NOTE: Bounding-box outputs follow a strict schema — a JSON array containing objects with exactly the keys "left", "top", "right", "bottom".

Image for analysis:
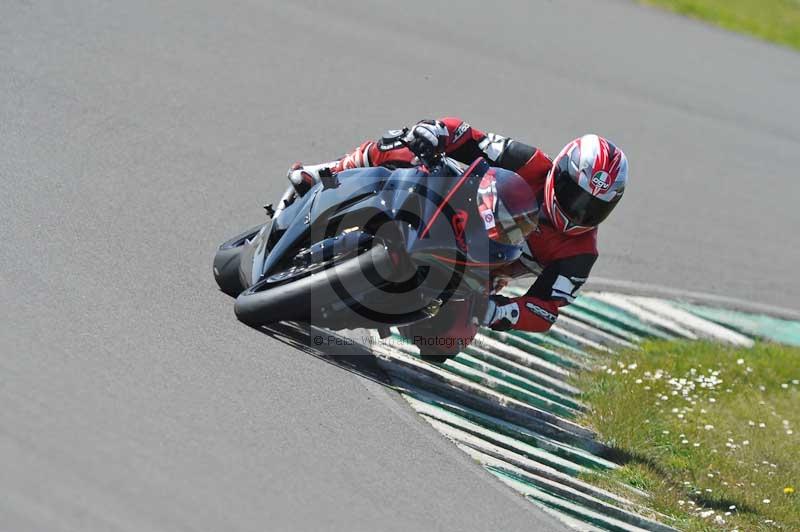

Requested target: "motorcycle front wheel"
[
  {"left": 213, "top": 224, "right": 267, "bottom": 297},
  {"left": 233, "top": 243, "right": 400, "bottom": 327}
]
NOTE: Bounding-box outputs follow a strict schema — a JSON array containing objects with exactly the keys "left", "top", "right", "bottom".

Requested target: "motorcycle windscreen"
[{"left": 476, "top": 168, "right": 539, "bottom": 246}]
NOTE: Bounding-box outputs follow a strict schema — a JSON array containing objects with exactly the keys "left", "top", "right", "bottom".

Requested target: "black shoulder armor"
[{"left": 497, "top": 140, "right": 537, "bottom": 172}]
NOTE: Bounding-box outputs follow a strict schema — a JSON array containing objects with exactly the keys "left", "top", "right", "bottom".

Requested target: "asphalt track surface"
[{"left": 2, "top": 1, "right": 799, "bottom": 531}]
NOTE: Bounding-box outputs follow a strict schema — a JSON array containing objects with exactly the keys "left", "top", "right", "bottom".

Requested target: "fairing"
[{"left": 245, "top": 157, "right": 530, "bottom": 306}]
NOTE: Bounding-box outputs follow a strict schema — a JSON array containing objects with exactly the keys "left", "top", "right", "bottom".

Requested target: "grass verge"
[
  {"left": 641, "top": 0, "right": 800, "bottom": 51},
  {"left": 574, "top": 340, "right": 800, "bottom": 531}
]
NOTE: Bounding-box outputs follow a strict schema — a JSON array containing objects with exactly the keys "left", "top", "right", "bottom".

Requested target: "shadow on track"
[{"left": 248, "top": 322, "right": 393, "bottom": 387}]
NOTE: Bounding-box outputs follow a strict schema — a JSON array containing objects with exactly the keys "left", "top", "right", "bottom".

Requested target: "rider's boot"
[
  {"left": 287, "top": 162, "right": 319, "bottom": 197},
  {"left": 288, "top": 141, "right": 378, "bottom": 197},
  {"left": 288, "top": 161, "right": 346, "bottom": 197}
]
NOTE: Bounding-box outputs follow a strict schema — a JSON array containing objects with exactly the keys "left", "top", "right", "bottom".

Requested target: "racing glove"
[
  {"left": 483, "top": 294, "right": 560, "bottom": 332},
  {"left": 404, "top": 120, "right": 449, "bottom": 160}
]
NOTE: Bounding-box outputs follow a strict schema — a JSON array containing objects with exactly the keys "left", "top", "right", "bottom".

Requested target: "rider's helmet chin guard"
[
  {"left": 544, "top": 134, "right": 628, "bottom": 235},
  {"left": 477, "top": 168, "right": 540, "bottom": 246}
]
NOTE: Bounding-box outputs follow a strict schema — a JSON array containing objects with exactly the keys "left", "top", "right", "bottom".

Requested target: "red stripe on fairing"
[
  {"left": 430, "top": 254, "right": 509, "bottom": 268},
  {"left": 419, "top": 158, "right": 483, "bottom": 239}
]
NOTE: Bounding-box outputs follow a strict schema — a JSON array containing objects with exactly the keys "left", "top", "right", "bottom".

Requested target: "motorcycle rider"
[{"left": 288, "top": 118, "right": 628, "bottom": 359}]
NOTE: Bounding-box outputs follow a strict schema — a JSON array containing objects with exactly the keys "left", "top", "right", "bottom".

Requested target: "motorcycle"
[{"left": 213, "top": 142, "right": 537, "bottom": 347}]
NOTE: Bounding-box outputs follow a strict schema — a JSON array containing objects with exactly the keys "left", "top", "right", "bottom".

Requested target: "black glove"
[{"left": 404, "top": 120, "right": 449, "bottom": 159}]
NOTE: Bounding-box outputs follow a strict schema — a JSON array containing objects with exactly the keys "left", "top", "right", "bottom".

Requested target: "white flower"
[
  {"left": 781, "top": 383, "right": 789, "bottom": 389},
  {"left": 762, "top": 498, "right": 771, "bottom": 504},
  {"left": 742, "top": 440, "right": 750, "bottom": 445},
  {"left": 708, "top": 398, "right": 716, "bottom": 403},
  {"left": 729, "top": 505, "right": 736, "bottom": 510},
  {"left": 704, "top": 424, "right": 715, "bottom": 431},
  {"left": 759, "top": 422, "right": 766, "bottom": 428},
  {"left": 635, "top": 378, "right": 643, "bottom": 384},
  {"left": 682, "top": 439, "right": 689, "bottom": 444},
  {"left": 737, "top": 358, "right": 744, "bottom": 365},
  {"left": 787, "top": 430, "right": 794, "bottom": 435},
  {"left": 748, "top": 420, "right": 756, "bottom": 426}
]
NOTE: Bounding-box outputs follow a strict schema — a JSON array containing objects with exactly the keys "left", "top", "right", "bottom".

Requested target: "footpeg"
[{"left": 422, "top": 299, "right": 443, "bottom": 318}]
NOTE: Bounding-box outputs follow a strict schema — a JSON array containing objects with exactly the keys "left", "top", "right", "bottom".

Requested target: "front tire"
[
  {"left": 213, "top": 224, "right": 266, "bottom": 297},
  {"left": 233, "top": 244, "right": 397, "bottom": 327}
]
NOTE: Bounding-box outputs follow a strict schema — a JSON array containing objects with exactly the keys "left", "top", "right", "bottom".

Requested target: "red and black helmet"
[{"left": 544, "top": 134, "right": 629, "bottom": 235}]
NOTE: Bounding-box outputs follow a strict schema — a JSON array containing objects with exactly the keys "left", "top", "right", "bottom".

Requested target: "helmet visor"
[{"left": 553, "top": 167, "right": 620, "bottom": 227}]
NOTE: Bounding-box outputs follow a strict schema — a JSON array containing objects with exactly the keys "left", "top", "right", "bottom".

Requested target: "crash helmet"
[{"left": 544, "top": 134, "right": 628, "bottom": 235}]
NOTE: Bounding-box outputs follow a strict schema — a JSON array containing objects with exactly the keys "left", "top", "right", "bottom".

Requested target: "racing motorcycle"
[{"left": 212, "top": 138, "right": 538, "bottom": 340}]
